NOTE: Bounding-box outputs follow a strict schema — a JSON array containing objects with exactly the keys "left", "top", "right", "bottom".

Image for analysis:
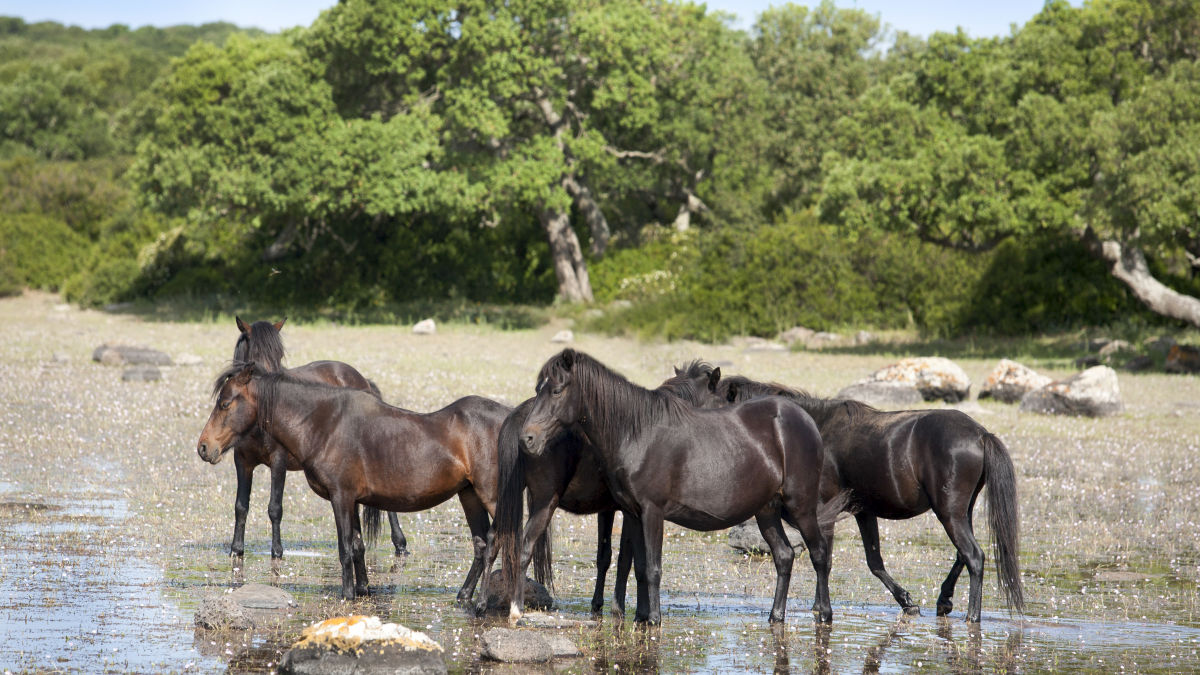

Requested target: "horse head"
[
  {"left": 521, "top": 349, "right": 583, "bottom": 456},
  {"left": 197, "top": 362, "right": 262, "bottom": 464},
  {"left": 659, "top": 360, "right": 723, "bottom": 408}
]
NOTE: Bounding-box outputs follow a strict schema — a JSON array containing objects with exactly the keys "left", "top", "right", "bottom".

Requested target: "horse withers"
[
  {"left": 198, "top": 362, "right": 509, "bottom": 601},
  {"left": 519, "top": 349, "right": 846, "bottom": 625},
  {"left": 717, "top": 375, "right": 1024, "bottom": 623}
]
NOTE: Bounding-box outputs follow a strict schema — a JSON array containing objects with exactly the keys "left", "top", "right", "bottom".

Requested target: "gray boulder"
[
  {"left": 835, "top": 382, "right": 924, "bottom": 408},
  {"left": 854, "top": 357, "right": 970, "bottom": 403},
  {"left": 728, "top": 519, "right": 807, "bottom": 555},
  {"left": 550, "top": 330, "right": 574, "bottom": 344},
  {"left": 92, "top": 343, "right": 173, "bottom": 366},
  {"left": 480, "top": 628, "right": 553, "bottom": 663},
  {"left": 1019, "top": 365, "right": 1124, "bottom": 417},
  {"left": 412, "top": 318, "right": 436, "bottom": 335},
  {"left": 545, "top": 634, "right": 581, "bottom": 658},
  {"left": 194, "top": 583, "right": 296, "bottom": 630},
  {"left": 978, "top": 359, "right": 1051, "bottom": 404},
  {"left": 279, "top": 616, "right": 446, "bottom": 675}
]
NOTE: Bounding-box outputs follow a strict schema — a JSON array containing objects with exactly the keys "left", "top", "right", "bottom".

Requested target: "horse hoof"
[
  {"left": 903, "top": 605, "right": 922, "bottom": 616},
  {"left": 936, "top": 603, "right": 953, "bottom": 617},
  {"left": 394, "top": 547, "right": 410, "bottom": 557}
]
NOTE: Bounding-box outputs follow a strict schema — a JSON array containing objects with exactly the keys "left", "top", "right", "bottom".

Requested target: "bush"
[{"left": 0, "top": 212, "right": 90, "bottom": 290}]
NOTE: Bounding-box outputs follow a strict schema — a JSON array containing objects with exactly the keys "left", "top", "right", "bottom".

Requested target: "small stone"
[
  {"left": 230, "top": 582, "right": 295, "bottom": 610},
  {"left": 1019, "top": 365, "right": 1124, "bottom": 417},
  {"left": 835, "top": 382, "right": 924, "bottom": 408},
  {"left": 483, "top": 570, "right": 554, "bottom": 612},
  {"left": 978, "top": 359, "right": 1051, "bottom": 404},
  {"left": 1098, "top": 340, "right": 1132, "bottom": 358},
  {"left": 778, "top": 326, "right": 815, "bottom": 345},
  {"left": 550, "top": 330, "right": 574, "bottom": 343},
  {"left": 545, "top": 634, "right": 581, "bottom": 658},
  {"left": 92, "top": 343, "right": 173, "bottom": 366},
  {"left": 480, "top": 628, "right": 553, "bottom": 663},
  {"left": 194, "top": 594, "right": 252, "bottom": 630},
  {"left": 413, "top": 318, "right": 436, "bottom": 335},
  {"left": 280, "top": 616, "right": 446, "bottom": 674},
  {"left": 122, "top": 365, "right": 161, "bottom": 382},
  {"left": 853, "top": 330, "right": 874, "bottom": 346},
  {"left": 1123, "top": 355, "right": 1154, "bottom": 372},
  {"left": 855, "top": 357, "right": 971, "bottom": 403}
]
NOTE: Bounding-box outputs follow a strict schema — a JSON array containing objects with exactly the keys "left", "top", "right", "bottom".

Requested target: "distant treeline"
[{"left": 2, "top": 1, "right": 1199, "bottom": 340}]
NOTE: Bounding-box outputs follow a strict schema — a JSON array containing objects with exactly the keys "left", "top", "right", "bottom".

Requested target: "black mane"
[
  {"left": 717, "top": 375, "right": 879, "bottom": 425},
  {"left": 233, "top": 320, "right": 287, "bottom": 371}
]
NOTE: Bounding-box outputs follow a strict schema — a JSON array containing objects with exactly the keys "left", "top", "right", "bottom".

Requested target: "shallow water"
[{"left": 2, "top": 293, "right": 1200, "bottom": 673}]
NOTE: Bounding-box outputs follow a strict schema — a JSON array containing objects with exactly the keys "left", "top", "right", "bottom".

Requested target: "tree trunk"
[
  {"left": 563, "top": 176, "right": 611, "bottom": 257},
  {"left": 1095, "top": 235, "right": 1200, "bottom": 326},
  {"left": 539, "top": 206, "right": 594, "bottom": 303}
]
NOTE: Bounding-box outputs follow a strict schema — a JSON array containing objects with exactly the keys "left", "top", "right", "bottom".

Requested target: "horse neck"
[
  {"left": 257, "top": 377, "right": 335, "bottom": 462},
  {"left": 574, "top": 363, "right": 673, "bottom": 454}
]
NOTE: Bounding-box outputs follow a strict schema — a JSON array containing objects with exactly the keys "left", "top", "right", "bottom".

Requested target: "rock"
[
  {"left": 808, "top": 332, "right": 843, "bottom": 348},
  {"left": 280, "top": 616, "right": 446, "bottom": 675},
  {"left": 728, "top": 519, "right": 807, "bottom": 555},
  {"left": 194, "top": 593, "right": 252, "bottom": 630},
  {"left": 517, "top": 612, "right": 598, "bottom": 629},
  {"left": 978, "top": 359, "right": 1052, "bottom": 404},
  {"left": 92, "top": 343, "right": 173, "bottom": 366},
  {"left": 550, "top": 330, "right": 574, "bottom": 344},
  {"left": 412, "top": 318, "right": 436, "bottom": 335},
  {"left": 175, "top": 353, "right": 204, "bottom": 367},
  {"left": 855, "top": 357, "right": 970, "bottom": 403},
  {"left": 1098, "top": 340, "right": 1132, "bottom": 358},
  {"left": 483, "top": 570, "right": 554, "bottom": 612},
  {"left": 479, "top": 628, "right": 553, "bottom": 663},
  {"left": 1019, "top": 365, "right": 1124, "bottom": 417},
  {"left": 1123, "top": 355, "right": 1155, "bottom": 373},
  {"left": 835, "top": 382, "right": 924, "bottom": 408},
  {"left": 51, "top": 352, "right": 70, "bottom": 363},
  {"left": 195, "top": 583, "right": 296, "bottom": 630},
  {"left": 779, "top": 326, "right": 815, "bottom": 345},
  {"left": 545, "top": 634, "right": 581, "bottom": 658},
  {"left": 1165, "top": 344, "right": 1200, "bottom": 374},
  {"left": 1145, "top": 336, "right": 1177, "bottom": 357},
  {"left": 853, "top": 330, "right": 875, "bottom": 346},
  {"left": 122, "top": 365, "right": 161, "bottom": 382},
  {"left": 1074, "top": 355, "right": 1102, "bottom": 369}
]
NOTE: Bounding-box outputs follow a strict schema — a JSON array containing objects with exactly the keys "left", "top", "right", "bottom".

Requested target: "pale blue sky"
[{"left": 4, "top": 1, "right": 1071, "bottom": 38}]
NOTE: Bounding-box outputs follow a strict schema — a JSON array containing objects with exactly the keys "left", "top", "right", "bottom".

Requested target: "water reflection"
[{"left": 861, "top": 614, "right": 913, "bottom": 674}]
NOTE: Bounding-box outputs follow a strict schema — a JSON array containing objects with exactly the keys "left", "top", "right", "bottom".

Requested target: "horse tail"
[
  {"left": 493, "top": 406, "right": 528, "bottom": 611},
  {"left": 362, "top": 505, "right": 382, "bottom": 548},
  {"left": 530, "top": 490, "right": 554, "bottom": 591},
  {"left": 816, "top": 488, "right": 854, "bottom": 530},
  {"left": 982, "top": 432, "right": 1025, "bottom": 613}
]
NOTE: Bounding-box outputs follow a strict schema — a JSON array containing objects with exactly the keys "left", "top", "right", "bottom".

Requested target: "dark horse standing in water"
[
  {"left": 196, "top": 318, "right": 408, "bottom": 563},
  {"left": 478, "top": 361, "right": 722, "bottom": 619},
  {"left": 519, "top": 349, "right": 846, "bottom": 625},
  {"left": 198, "top": 362, "right": 510, "bottom": 600},
  {"left": 717, "top": 375, "right": 1024, "bottom": 623}
]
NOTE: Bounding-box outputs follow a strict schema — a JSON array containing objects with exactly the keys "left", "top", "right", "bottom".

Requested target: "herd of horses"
[{"left": 195, "top": 318, "right": 1025, "bottom": 625}]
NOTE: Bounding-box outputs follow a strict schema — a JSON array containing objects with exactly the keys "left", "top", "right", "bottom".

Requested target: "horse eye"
[
  {"left": 219, "top": 400, "right": 232, "bottom": 411},
  {"left": 552, "top": 386, "right": 564, "bottom": 396}
]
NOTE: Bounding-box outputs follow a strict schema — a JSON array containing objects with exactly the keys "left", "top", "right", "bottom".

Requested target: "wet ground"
[{"left": 2, "top": 292, "right": 1199, "bottom": 673}]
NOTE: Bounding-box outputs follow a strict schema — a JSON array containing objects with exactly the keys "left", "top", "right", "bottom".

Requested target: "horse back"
[{"left": 289, "top": 360, "right": 378, "bottom": 397}]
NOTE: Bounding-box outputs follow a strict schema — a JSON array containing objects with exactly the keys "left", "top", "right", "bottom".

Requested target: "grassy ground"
[{"left": 2, "top": 290, "right": 1199, "bottom": 673}]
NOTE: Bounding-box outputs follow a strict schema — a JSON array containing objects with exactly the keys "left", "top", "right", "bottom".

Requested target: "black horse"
[
  {"left": 480, "top": 361, "right": 722, "bottom": 620},
  {"left": 197, "top": 317, "right": 407, "bottom": 563},
  {"left": 717, "top": 375, "right": 1024, "bottom": 623},
  {"left": 199, "top": 362, "right": 510, "bottom": 600},
  {"left": 520, "top": 349, "right": 846, "bottom": 624}
]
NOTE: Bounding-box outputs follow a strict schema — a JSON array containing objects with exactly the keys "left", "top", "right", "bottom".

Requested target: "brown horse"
[
  {"left": 478, "top": 361, "right": 722, "bottom": 619},
  {"left": 198, "top": 362, "right": 509, "bottom": 601},
  {"left": 196, "top": 317, "right": 407, "bottom": 562},
  {"left": 717, "top": 375, "right": 1024, "bottom": 623},
  {"left": 520, "top": 349, "right": 846, "bottom": 624}
]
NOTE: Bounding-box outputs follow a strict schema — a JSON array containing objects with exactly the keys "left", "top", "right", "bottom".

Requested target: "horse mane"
[
  {"left": 719, "top": 374, "right": 879, "bottom": 424},
  {"left": 543, "top": 349, "right": 693, "bottom": 443},
  {"left": 233, "top": 320, "right": 287, "bottom": 371},
  {"left": 212, "top": 360, "right": 346, "bottom": 433},
  {"left": 656, "top": 359, "right": 719, "bottom": 407}
]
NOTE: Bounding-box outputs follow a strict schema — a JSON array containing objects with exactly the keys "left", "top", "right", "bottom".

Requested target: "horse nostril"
[
  {"left": 520, "top": 434, "right": 534, "bottom": 449},
  {"left": 198, "top": 442, "right": 208, "bottom": 457}
]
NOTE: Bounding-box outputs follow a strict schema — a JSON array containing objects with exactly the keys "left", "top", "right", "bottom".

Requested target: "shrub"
[{"left": 0, "top": 212, "right": 90, "bottom": 290}]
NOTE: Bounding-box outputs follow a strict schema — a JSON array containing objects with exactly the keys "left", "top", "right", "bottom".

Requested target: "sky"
[{"left": 3, "top": 1, "right": 1070, "bottom": 39}]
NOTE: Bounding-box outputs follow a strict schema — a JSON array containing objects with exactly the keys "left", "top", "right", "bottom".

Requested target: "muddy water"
[{"left": 2, "top": 293, "right": 1200, "bottom": 672}]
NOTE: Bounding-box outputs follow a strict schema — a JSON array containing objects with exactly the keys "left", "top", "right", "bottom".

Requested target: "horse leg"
[
  {"left": 783, "top": 498, "right": 833, "bottom": 623},
  {"left": 754, "top": 510, "right": 795, "bottom": 623},
  {"left": 267, "top": 448, "right": 288, "bottom": 563},
  {"left": 330, "top": 495, "right": 358, "bottom": 600},
  {"left": 350, "top": 505, "right": 369, "bottom": 597},
  {"left": 613, "top": 514, "right": 637, "bottom": 619},
  {"left": 855, "top": 513, "right": 919, "bottom": 615},
  {"left": 455, "top": 488, "right": 493, "bottom": 606},
  {"left": 386, "top": 511, "right": 409, "bottom": 556},
  {"left": 937, "top": 554, "right": 966, "bottom": 617},
  {"left": 591, "top": 510, "right": 615, "bottom": 615},
  {"left": 635, "top": 505, "right": 665, "bottom": 625},
  {"left": 936, "top": 508, "right": 985, "bottom": 623},
  {"left": 230, "top": 452, "right": 253, "bottom": 563}
]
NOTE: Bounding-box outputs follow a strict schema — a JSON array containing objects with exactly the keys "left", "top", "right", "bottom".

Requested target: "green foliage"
[{"left": 0, "top": 212, "right": 89, "bottom": 290}]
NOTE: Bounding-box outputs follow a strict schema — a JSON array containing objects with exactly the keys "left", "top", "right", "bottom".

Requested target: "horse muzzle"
[
  {"left": 196, "top": 439, "right": 231, "bottom": 465},
  {"left": 519, "top": 425, "right": 548, "bottom": 457}
]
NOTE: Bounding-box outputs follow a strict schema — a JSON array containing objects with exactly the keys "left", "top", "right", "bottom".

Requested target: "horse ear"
[
  {"left": 725, "top": 381, "right": 739, "bottom": 402},
  {"left": 235, "top": 363, "right": 255, "bottom": 385},
  {"left": 274, "top": 318, "right": 286, "bottom": 332},
  {"left": 236, "top": 316, "right": 249, "bottom": 334},
  {"left": 708, "top": 367, "right": 721, "bottom": 392},
  {"left": 673, "top": 365, "right": 682, "bottom": 376},
  {"left": 560, "top": 349, "right": 575, "bottom": 371}
]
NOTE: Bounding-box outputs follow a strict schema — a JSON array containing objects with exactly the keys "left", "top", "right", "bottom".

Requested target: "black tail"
[
  {"left": 363, "top": 505, "right": 382, "bottom": 548},
  {"left": 530, "top": 489, "right": 554, "bottom": 591},
  {"left": 982, "top": 433, "right": 1025, "bottom": 612},
  {"left": 816, "top": 488, "right": 855, "bottom": 530},
  {"left": 494, "top": 401, "right": 530, "bottom": 609}
]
